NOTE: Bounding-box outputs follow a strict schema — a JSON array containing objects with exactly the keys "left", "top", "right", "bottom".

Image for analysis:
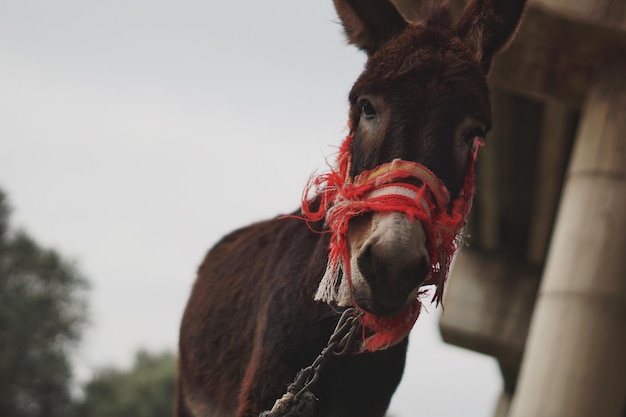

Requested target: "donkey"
[{"left": 177, "top": 0, "right": 526, "bottom": 416}]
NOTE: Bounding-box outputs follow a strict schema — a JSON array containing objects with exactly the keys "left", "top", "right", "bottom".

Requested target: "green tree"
[
  {"left": 79, "top": 349, "right": 176, "bottom": 417},
  {"left": 0, "top": 189, "right": 89, "bottom": 417}
]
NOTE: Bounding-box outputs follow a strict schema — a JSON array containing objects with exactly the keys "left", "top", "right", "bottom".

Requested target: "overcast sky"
[{"left": 0, "top": 1, "right": 502, "bottom": 415}]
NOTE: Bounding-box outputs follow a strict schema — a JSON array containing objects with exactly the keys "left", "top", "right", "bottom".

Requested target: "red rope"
[{"left": 300, "top": 133, "right": 483, "bottom": 352}]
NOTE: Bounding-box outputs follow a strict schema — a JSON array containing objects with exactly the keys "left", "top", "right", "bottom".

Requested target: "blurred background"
[{"left": 2, "top": 0, "right": 624, "bottom": 416}]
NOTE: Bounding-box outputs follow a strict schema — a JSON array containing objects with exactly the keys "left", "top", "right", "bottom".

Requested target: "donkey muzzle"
[{"left": 351, "top": 212, "right": 430, "bottom": 317}]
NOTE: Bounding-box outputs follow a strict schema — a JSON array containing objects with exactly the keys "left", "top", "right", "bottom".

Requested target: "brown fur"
[{"left": 177, "top": 1, "right": 526, "bottom": 416}]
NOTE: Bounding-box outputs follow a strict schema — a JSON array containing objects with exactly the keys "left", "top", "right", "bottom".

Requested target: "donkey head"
[{"left": 321, "top": 0, "right": 525, "bottom": 323}]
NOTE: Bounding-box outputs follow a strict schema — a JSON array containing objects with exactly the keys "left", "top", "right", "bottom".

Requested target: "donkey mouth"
[
  {"left": 353, "top": 293, "right": 417, "bottom": 318},
  {"left": 353, "top": 251, "right": 430, "bottom": 317}
]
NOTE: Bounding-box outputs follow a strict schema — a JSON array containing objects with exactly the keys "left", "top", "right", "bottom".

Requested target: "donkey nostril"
[
  {"left": 358, "top": 242, "right": 376, "bottom": 276},
  {"left": 361, "top": 236, "right": 428, "bottom": 272},
  {"left": 369, "top": 241, "right": 429, "bottom": 285}
]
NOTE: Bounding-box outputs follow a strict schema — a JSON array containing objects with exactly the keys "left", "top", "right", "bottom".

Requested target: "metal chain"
[{"left": 259, "top": 307, "right": 360, "bottom": 417}]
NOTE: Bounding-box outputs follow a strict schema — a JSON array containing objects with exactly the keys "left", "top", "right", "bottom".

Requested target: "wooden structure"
[{"left": 430, "top": 0, "right": 626, "bottom": 416}]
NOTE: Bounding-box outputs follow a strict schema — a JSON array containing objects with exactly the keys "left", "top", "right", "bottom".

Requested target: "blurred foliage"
[
  {"left": 0, "top": 189, "right": 89, "bottom": 417},
  {"left": 78, "top": 349, "right": 176, "bottom": 417},
  {"left": 0, "top": 189, "right": 176, "bottom": 416}
]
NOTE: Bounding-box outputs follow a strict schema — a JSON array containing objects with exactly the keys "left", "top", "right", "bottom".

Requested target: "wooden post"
[{"left": 508, "top": 71, "right": 626, "bottom": 416}]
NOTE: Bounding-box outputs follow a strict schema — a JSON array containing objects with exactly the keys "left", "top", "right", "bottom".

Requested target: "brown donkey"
[{"left": 177, "top": 0, "right": 526, "bottom": 416}]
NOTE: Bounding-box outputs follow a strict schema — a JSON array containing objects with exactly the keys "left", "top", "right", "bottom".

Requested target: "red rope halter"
[{"left": 300, "top": 133, "right": 483, "bottom": 352}]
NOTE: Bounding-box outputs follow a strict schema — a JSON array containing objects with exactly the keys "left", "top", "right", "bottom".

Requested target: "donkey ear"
[
  {"left": 456, "top": 0, "right": 527, "bottom": 72},
  {"left": 333, "top": 0, "right": 408, "bottom": 55}
]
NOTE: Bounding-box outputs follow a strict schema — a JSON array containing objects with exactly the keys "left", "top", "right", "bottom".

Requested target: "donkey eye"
[
  {"left": 360, "top": 100, "right": 377, "bottom": 120},
  {"left": 463, "top": 127, "right": 485, "bottom": 143}
]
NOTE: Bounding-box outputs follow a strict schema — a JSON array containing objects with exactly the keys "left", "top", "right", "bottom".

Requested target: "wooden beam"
[
  {"left": 530, "top": 0, "right": 626, "bottom": 31},
  {"left": 490, "top": 6, "right": 626, "bottom": 106},
  {"left": 439, "top": 250, "right": 540, "bottom": 374}
]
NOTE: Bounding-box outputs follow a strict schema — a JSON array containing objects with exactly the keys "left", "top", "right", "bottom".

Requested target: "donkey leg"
[{"left": 235, "top": 304, "right": 292, "bottom": 417}]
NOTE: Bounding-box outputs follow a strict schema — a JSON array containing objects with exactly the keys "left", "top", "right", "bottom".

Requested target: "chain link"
[
  {"left": 260, "top": 308, "right": 360, "bottom": 417},
  {"left": 290, "top": 307, "right": 359, "bottom": 397}
]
